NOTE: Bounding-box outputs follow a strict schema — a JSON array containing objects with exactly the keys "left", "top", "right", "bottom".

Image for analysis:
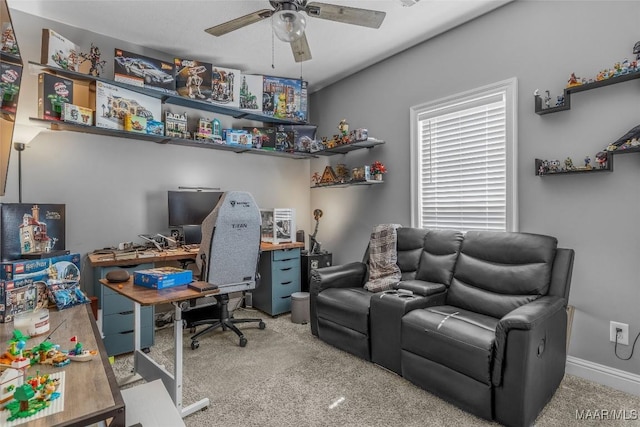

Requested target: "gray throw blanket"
[{"left": 364, "top": 224, "right": 402, "bottom": 292}]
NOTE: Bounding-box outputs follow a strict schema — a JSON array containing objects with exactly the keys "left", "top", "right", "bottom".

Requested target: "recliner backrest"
[
  {"left": 395, "top": 228, "right": 429, "bottom": 280},
  {"left": 447, "top": 231, "right": 558, "bottom": 319},
  {"left": 415, "top": 229, "right": 464, "bottom": 286}
]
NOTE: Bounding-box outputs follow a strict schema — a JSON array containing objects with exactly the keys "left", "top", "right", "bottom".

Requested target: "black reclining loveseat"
[{"left": 309, "top": 228, "right": 574, "bottom": 427}]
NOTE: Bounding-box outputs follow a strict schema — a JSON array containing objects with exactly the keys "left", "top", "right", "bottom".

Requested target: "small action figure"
[
  {"left": 544, "top": 90, "right": 551, "bottom": 108},
  {"left": 567, "top": 73, "right": 582, "bottom": 88},
  {"left": 556, "top": 95, "right": 565, "bottom": 107},
  {"left": 564, "top": 157, "right": 575, "bottom": 171},
  {"left": 584, "top": 155, "right": 592, "bottom": 170},
  {"left": 595, "top": 152, "right": 607, "bottom": 169},
  {"left": 79, "top": 43, "right": 106, "bottom": 77},
  {"left": 338, "top": 119, "right": 349, "bottom": 136}
]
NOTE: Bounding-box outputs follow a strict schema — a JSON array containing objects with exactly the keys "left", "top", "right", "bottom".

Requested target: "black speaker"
[{"left": 296, "top": 230, "right": 305, "bottom": 245}]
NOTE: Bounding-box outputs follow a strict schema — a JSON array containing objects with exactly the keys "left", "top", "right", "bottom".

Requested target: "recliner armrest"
[
  {"left": 310, "top": 262, "right": 367, "bottom": 295},
  {"left": 492, "top": 295, "right": 567, "bottom": 385},
  {"left": 394, "top": 279, "right": 447, "bottom": 296}
]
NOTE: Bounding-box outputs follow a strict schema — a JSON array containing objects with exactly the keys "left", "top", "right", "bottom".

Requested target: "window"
[{"left": 410, "top": 78, "right": 517, "bottom": 232}]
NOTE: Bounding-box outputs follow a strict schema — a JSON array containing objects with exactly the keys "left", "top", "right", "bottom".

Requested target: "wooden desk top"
[
  {"left": 100, "top": 277, "right": 220, "bottom": 306},
  {"left": 0, "top": 305, "right": 125, "bottom": 426},
  {"left": 88, "top": 241, "right": 304, "bottom": 268}
]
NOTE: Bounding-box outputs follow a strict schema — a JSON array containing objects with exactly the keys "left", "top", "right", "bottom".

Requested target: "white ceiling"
[{"left": 9, "top": 0, "right": 511, "bottom": 93}]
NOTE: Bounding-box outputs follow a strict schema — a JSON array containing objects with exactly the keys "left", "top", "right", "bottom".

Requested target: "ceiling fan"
[{"left": 204, "top": 0, "right": 386, "bottom": 63}]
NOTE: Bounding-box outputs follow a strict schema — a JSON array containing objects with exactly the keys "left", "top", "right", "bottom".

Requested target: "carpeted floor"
[{"left": 112, "top": 308, "right": 640, "bottom": 427}]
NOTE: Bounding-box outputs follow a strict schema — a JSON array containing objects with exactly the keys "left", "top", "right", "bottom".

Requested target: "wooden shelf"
[
  {"left": 314, "top": 138, "right": 385, "bottom": 156},
  {"left": 29, "top": 117, "right": 318, "bottom": 159},
  {"left": 311, "top": 179, "right": 384, "bottom": 188},
  {"left": 28, "top": 61, "right": 308, "bottom": 125},
  {"left": 0, "top": 51, "right": 22, "bottom": 65},
  {"left": 535, "top": 158, "right": 612, "bottom": 176},
  {"left": 534, "top": 71, "right": 640, "bottom": 115}
]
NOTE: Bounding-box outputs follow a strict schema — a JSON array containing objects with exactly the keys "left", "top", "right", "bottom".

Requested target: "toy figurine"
[
  {"left": 634, "top": 40, "right": 640, "bottom": 60},
  {"left": 595, "top": 152, "right": 607, "bottom": 169},
  {"left": 544, "top": 90, "right": 551, "bottom": 108},
  {"left": 584, "top": 156, "right": 592, "bottom": 169},
  {"left": 564, "top": 157, "right": 575, "bottom": 171},
  {"left": 79, "top": 43, "right": 106, "bottom": 77},
  {"left": 338, "top": 119, "right": 349, "bottom": 136},
  {"left": 567, "top": 73, "right": 582, "bottom": 88},
  {"left": 556, "top": 95, "right": 565, "bottom": 107},
  {"left": 311, "top": 172, "right": 322, "bottom": 185}
]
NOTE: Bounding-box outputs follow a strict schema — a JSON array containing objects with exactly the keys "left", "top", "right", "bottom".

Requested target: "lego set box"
[
  {"left": 244, "top": 127, "right": 275, "bottom": 150},
  {"left": 211, "top": 65, "right": 241, "bottom": 108},
  {"left": 0, "top": 253, "right": 81, "bottom": 322},
  {"left": 95, "top": 80, "right": 162, "bottom": 131},
  {"left": 41, "top": 28, "right": 80, "bottom": 72},
  {"left": 0, "top": 204, "right": 66, "bottom": 262},
  {"left": 260, "top": 208, "right": 295, "bottom": 244},
  {"left": 278, "top": 124, "right": 317, "bottom": 152},
  {"left": 223, "top": 129, "right": 252, "bottom": 146},
  {"left": 262, "top": 76, "right": 308, "bottom": 122},
  {"left": 239, "top": 74, "right": 263, "bottom": 112},
  {"left": 114, "top": 48, "right": 176, "bottom": 94},
  {"left": 61, "top": 102, "right": 93, "bottom": 126},
  {"left": 174, "top": 58, "right": 212, "bottom": 100},
  {"left": 38, "top": 73, "right": 74, "bottom": 121},
  {"left": 133, "top": 267, "right": 192, "bottom": 290},
  {"left": 0, "top": 61, "right": 22, "bottom": 114}
]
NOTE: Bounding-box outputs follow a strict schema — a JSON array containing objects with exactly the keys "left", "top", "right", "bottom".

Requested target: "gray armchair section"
[{"left": 309, "top": 227, "right": 574, "bottom": 427}]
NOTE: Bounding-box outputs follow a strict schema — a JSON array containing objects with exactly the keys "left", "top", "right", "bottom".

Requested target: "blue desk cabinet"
[
  {"left": 254, "top": 248, "right": 301, "bottom": 316},
  {"left": 97, "top": 264, "right": 155, "bottom": 356}
]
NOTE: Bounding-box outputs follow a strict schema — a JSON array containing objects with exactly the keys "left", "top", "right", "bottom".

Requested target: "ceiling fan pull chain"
[{"left": 271, "top": 28, "right": 275, "bottom": 69}]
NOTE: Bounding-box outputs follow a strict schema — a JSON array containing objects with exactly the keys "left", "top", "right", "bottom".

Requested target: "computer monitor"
[{"left": 168, "top": 191, "right": 223, "bottom": 228}]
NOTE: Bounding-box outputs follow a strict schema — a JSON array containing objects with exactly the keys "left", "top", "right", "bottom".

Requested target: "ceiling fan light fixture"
[{"left": 272, "top": 9, "right": 306, "bottom": 42}]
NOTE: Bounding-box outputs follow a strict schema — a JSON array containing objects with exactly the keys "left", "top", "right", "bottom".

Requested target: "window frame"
[{"left": 409, "top": 78, "right": 518, "bottom": 232}]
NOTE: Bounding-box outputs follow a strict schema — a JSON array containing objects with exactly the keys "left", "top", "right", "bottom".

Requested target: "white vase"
[{"left": 374, "top": 174, "right": 383, "bottom": 181}]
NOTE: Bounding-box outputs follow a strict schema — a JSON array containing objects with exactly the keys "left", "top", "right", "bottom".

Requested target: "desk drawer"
[
  {"left": 102, "top": 307, "right": 154, "bottom": 335},
  {"left": 102, "top": 293, "right": 135, "bottom": 316},
  {"left": 272, "top": 278, "right": 299, "bottom": 299},
  {"left": 103, "top": 326, "right": 154, "bottom": 357},
  {"left": 272, "top": 248, "right": 300, "bottom": 261}
]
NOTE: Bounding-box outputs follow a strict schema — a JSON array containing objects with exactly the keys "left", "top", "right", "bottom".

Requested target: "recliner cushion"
[
  {"left": 316, "top": 287, "right": 372, "bottom": 334},
  {"left": 402, "top": 305, "right": 499, "bottom": 385}
]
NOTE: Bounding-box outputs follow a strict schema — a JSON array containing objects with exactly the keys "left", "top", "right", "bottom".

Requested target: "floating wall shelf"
[
  {"left": 535, "top": 147, "right": 640, "bottom": 176},
  {"left": 534, "top": 71, "right": 640, "bottom": 115}
]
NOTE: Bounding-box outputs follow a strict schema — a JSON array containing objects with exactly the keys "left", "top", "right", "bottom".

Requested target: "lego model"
[
  {"left": 78, "top": 43, "right": 106, "bottom": 77},
  {"left": 194, "top": 118, "right": 223, "bottom": 143},
  {"left": 239, "top": 74, "right": 263, "bottom": 112},
  {"left": 165, "top": 111, "right": 189, "bottom": 139}
]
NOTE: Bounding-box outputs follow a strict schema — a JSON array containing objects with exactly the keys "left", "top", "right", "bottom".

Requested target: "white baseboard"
[{"left": 566, "top": 356, "right": 640, "bottom": 396}]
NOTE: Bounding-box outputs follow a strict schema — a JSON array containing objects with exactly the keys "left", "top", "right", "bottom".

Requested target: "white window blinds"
[{"left": 410, "top": 79, "right": 517, "bottom": 232}]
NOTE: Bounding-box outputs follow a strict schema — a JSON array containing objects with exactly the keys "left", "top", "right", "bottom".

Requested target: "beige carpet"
[{"left": 113, "top": 309, "right": 640, "bottom": 427}]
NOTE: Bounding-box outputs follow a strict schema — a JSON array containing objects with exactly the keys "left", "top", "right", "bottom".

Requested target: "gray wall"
[
  {"left": 2, "top": 11, "right": 311, "bottom": 293},
  {"left": 310, "top": 0, "right": 640, "bottom": 377}
]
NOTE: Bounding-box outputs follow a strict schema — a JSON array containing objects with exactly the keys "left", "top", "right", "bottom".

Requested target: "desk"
[
  {"left": 0, "top": 305, "right": 125, "bottom": 426},
  {"left": 100, "top": 277, "right": 220, "bottom": 418}
]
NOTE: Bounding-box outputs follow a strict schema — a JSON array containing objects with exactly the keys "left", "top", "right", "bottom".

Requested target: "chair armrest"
[
  {"left": 492, "top": 296, "right": 567, "bottom": 385},
  {"left": 310, "top": 262, "right": 367, "bottom": 295}
]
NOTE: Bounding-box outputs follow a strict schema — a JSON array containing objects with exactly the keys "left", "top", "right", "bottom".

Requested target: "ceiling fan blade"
[
  {"left": 304, "top": 2, "right": 386, "bottom": 29},
  {"left": 205, "top": 9, "right": 273, "bottom": 36},
  {"left": 291, "top": 33, "right": 312, "bottom": 63}
]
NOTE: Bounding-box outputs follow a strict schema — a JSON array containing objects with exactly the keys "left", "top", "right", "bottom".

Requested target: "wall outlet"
[{"left": 609, "top": 321, "right": 629, "bottom": 345}]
